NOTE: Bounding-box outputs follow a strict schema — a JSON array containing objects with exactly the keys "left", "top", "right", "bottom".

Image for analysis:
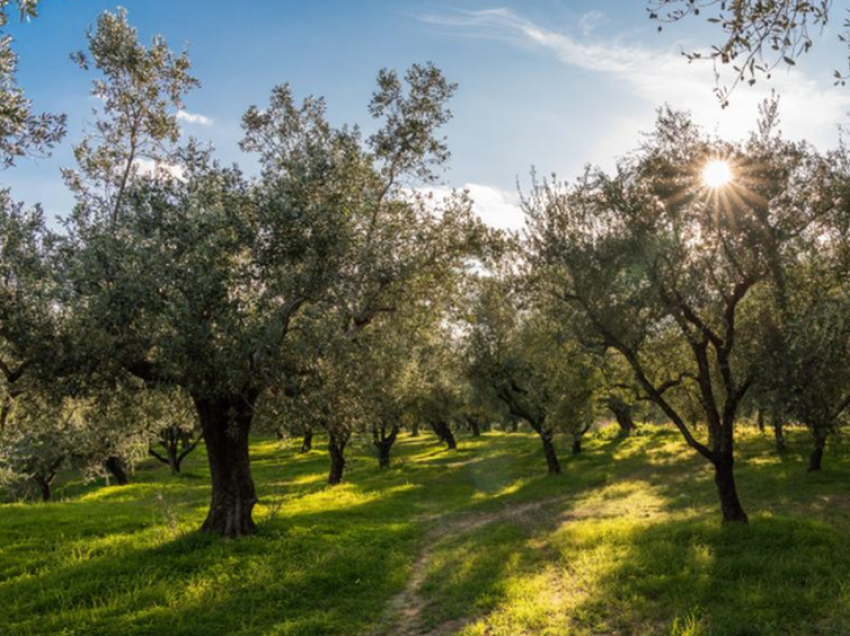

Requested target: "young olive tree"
[
  {"left": 465, "top": 274, "right": 598, "bottom": 474},
  {"left": 525, "top": 106, "right": 835, "bottom": 522},
  {"left": 0, "top": 390, "right": 76, "bottom": 501},
  {"left": 756, "top": 265, "right": 850, "bottom": 471}
]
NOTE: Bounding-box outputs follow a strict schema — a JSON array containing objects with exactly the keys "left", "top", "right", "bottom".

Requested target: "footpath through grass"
[{"left": 1, "top": 427, "right": 850, "bottom": 636}]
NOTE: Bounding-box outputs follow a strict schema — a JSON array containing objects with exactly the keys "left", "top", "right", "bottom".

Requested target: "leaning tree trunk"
[
  {"left": 328, "top": 431, "right": 350, "bottom": 485},
  {"left": 431, "top": 421, "right": 457, "bottom": 450},
  {"left": 540, "top": 433, "right": 561, "bottom": 475},
  {"left": 104, "top": 456, "right": 129, "bottom": 485},
  {"left": 808, "top": 428, "right": 827, "bottom": 473},
  {"left": 300, "top": 428, "right": 313, "bottom": 454},
  {"left": 194, "top": 394, "right": 258, "bottom": 538}
]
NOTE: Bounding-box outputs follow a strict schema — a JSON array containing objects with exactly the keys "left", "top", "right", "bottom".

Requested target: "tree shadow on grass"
[
  {"left": 0, "top": 477, "right": 430, "bottom": 636},
  {"left": 561, "top": 515, "right": 850, "bottom": 636}
]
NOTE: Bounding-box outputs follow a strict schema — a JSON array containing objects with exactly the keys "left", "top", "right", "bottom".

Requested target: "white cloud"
[
  {"left": 134, "top": 158, "right": 186, "bottom": 181},
  {"left": 417, "top": 8, "right": 850, "bottom": 149},
  {"left": 465, "top": 183, "right": 524, "bottom": 231},
  {"left": 176, "top": 109, "right": 213, "bottom": 126},
  {"left": 415, "top": 182, "right": 524, "bottom": 232}
]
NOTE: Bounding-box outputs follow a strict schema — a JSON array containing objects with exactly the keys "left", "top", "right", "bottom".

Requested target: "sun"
[{"left": 701, "top": 159, "right": 733, "bottom": 189}]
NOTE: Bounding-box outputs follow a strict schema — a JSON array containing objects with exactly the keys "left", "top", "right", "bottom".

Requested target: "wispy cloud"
[
  {"left": 579, "top": 11, "right": 606, "bottom": 37},
  {"left": 417, "top": 8, "right": 850, "bottom": 148},
  {"left": 176, "top": 109, "right": 213, "bottom": 126}
]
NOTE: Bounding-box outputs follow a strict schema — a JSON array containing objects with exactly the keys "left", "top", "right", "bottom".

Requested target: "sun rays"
[{"left": 702, "top": 159, "right": 733, "bottom": 189}]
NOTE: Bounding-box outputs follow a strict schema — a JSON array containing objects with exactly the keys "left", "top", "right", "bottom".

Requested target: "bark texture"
[{"left": 195, "top": 394, "right": 258, "bottom": 538}]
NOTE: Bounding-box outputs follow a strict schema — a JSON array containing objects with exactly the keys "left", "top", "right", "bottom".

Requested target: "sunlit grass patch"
[{"left": 2, "top": 428, "right": 850, "bottom": 635}]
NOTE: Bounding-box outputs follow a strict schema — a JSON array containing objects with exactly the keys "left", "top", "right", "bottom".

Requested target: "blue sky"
[{"left": 5, "top": 1, "right": 850, "bottom": 230}]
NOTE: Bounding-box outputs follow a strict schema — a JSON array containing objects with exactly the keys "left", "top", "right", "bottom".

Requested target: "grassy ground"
[{"left": 1, "top": 426, "right": 849, "bottom": 636}]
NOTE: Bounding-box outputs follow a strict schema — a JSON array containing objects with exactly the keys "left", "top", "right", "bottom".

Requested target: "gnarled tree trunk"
[
  {"left": 373, "top": 423, "right": 399, "bottom": 469},
  {"left": 328, "top": 430, "right": 350, "bottom": 485},
  {"left": 105, "top": 456, "right": 129, "bottom": 485},
  {"left": 430, "top": 420, "right": 457, "bottom": 450},
  {"left": 607, "top": 397, "right": 636, "bottom": 436},
  {"left": 194, "top": 394, "right": 258, "bottom": 538}
]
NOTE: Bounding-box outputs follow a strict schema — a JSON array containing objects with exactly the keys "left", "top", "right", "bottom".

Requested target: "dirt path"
[
  {"left": 374, "top": 495, "right": 573, "bottom": 636},
  {"left": 373, "top": 490, "right": 666, "bottom": 636}
]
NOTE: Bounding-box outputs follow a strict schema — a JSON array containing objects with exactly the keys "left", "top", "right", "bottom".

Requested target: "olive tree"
[
  {"left": 525, "top": 106, "right": 835, "bottom": 522},
  {"left": 57, "top": 11, "right": 474, "bottom": 536},
  {"left": 465, "top": 274, "right": 598, "bottom": 474}
]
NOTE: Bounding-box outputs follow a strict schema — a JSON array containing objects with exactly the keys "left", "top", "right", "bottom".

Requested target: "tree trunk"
[
  {"left": 540, "top": 434, "right": 561, "bottom": 475},
  {"left": 300, "top": 429, "right": 313, "bottom": 453},
  {"left": 808, "top": 429, "right": 827, "bottom": 473},
  {"left": 34, "top": 473, "right": 54, "bottom": 502},
  {"left": 194, "top": 395, "right": 258, "bottom": 538},
  {"left": 773, "top": 421, "right": 787, "bottom": 453},
  {"left": 608, "top": 398, "right": 636, "bottom": 436},
  {"left": 713, "top": 455, "right": 748, "bottom": 523},
  {"left": 105, "top": 456, "right": 129, "bottom": 485},
  {"left": 150, "top": 427, "right": 199, "bottom": 475},
  {"left": 166, "top": 444, "right": 180, "bottom": 475},
  {"left": 410, "top": 422, "right": 420, "bottom": 437},
  {"left": 756, "top": 409, "right": 765, "bottom": 434},
  {"left": 510, "top": 419, "right": 519, "bottom": 433},
  {"left": 431, "top": 421, "right": 457, "bottom": 449},
  {"left": 328, "top": 431, "right": 349, "bottom": 485},
  {"left": 572, "top": 436, "right": 582, "bottom": 455},
  {"left": 373, "top": 424, "right": 399, "bottom": 469},
  {"left": 467, "top": 416, "right": 482, "bottom": 437}
]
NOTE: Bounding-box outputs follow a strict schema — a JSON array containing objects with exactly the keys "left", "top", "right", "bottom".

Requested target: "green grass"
[{"left": 1, "top": 426, "right": 850, "bottom": 635}]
